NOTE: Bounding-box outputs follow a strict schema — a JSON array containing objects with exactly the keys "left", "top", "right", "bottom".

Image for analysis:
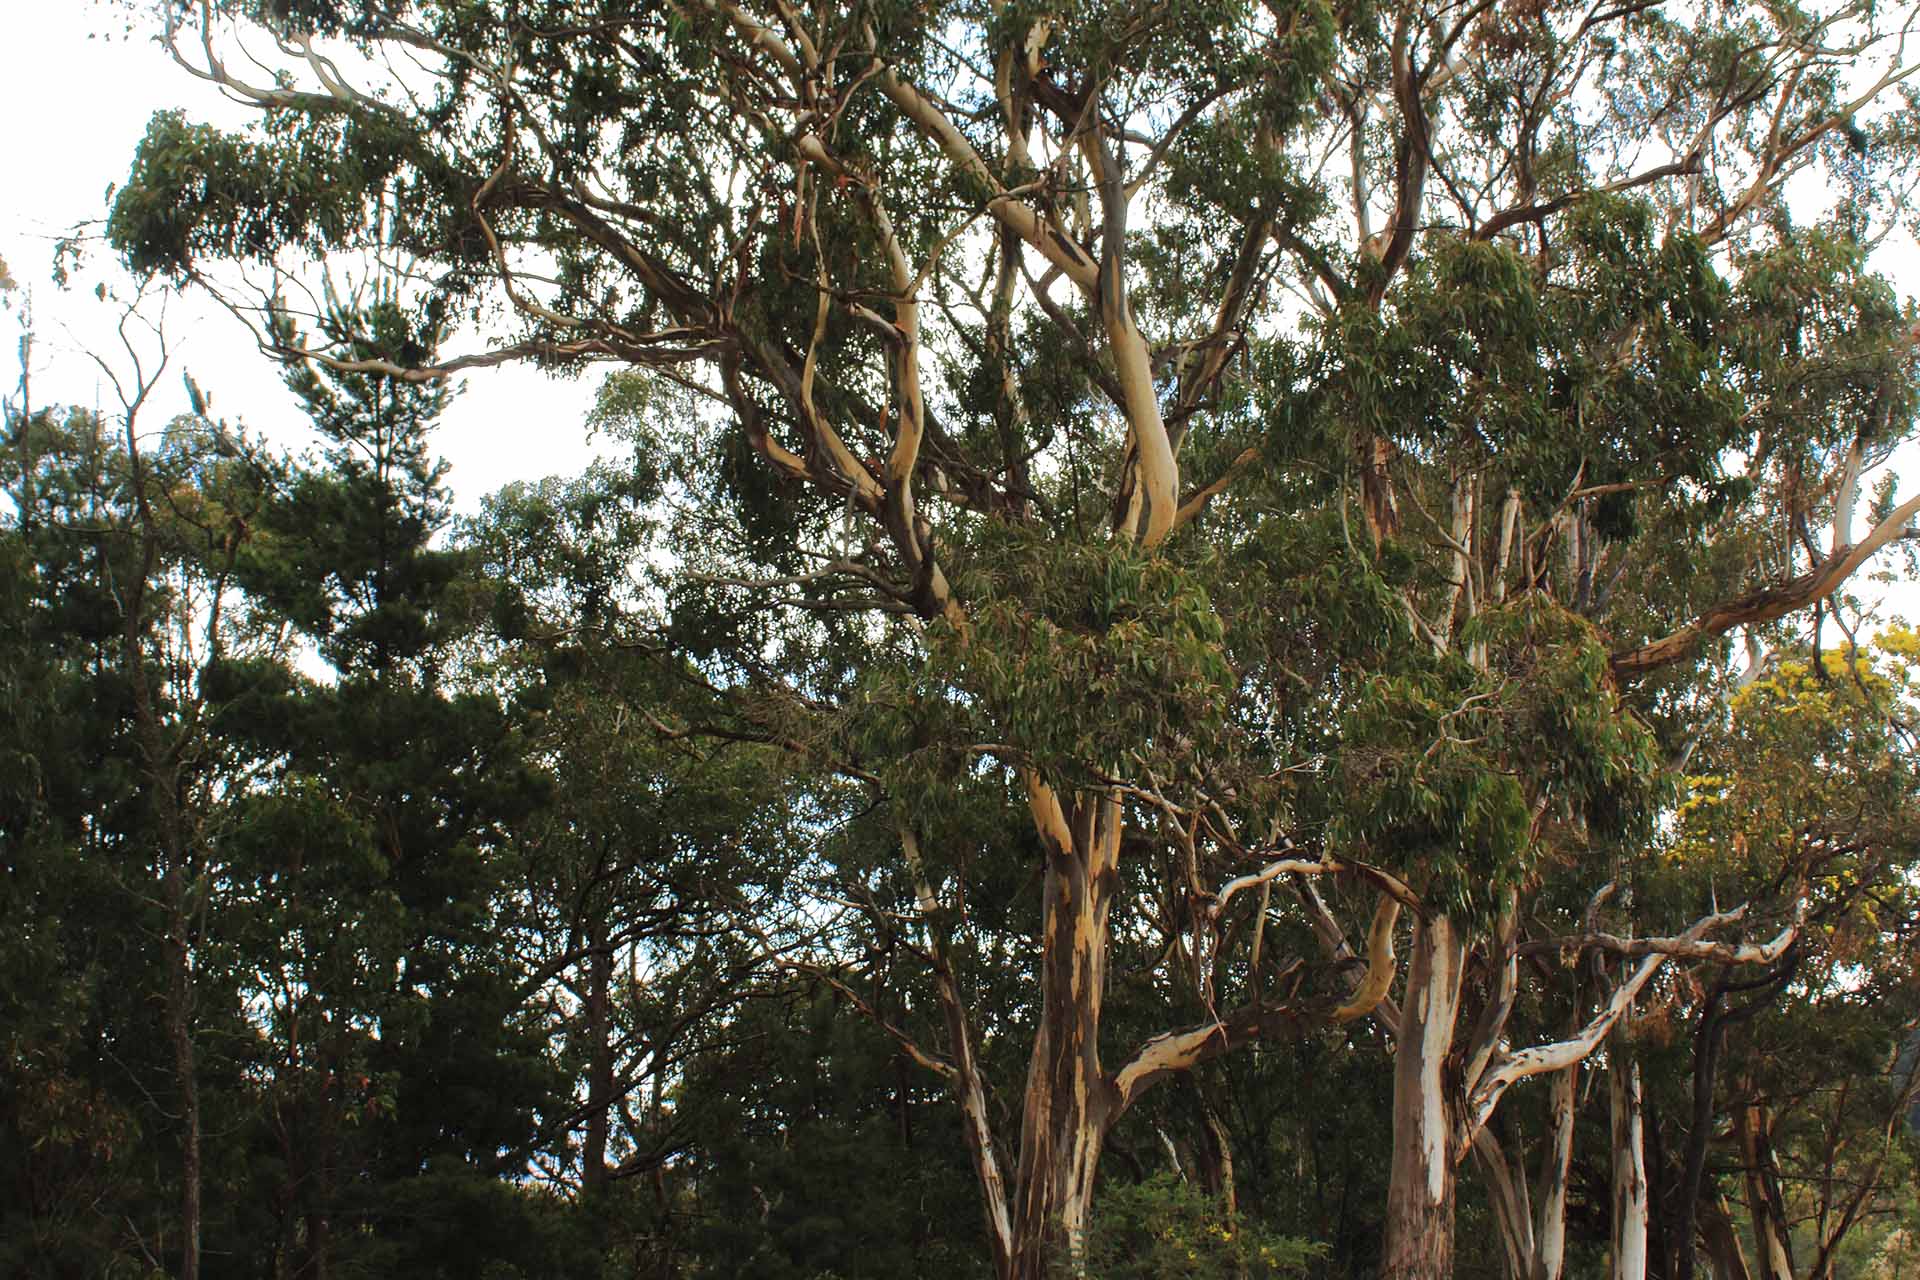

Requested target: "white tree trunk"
[
  {"left": 1610, "top": 1036, "right": 1649, "bottom": 1279},
  {"left": 1536, "top": 1062, "right": 1578, "bottom": 1280},
  {"left": 1382, "top": 915, "right": 1467, "bottom": 1280}
]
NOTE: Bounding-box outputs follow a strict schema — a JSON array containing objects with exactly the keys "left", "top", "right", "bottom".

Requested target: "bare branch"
[
  {"left": 1465, "top": 904, "right": 1801, "bottom": 1140},
  {"left": 1612, "top": 491, "right": 1920, "bottom": 678}
]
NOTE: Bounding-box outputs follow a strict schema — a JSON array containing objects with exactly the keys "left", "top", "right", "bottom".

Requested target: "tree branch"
[
  {"left": 1465, "top": 903, "right": 1800, "bottom": 1140},
  {"left": 1612, "top": 491, "right": 1920, "bottom": 678}
]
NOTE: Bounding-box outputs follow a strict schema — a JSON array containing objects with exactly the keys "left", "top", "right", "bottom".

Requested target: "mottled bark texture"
[{"left": 1382, "top": 915, "right": 1466, "bottom": 1280}]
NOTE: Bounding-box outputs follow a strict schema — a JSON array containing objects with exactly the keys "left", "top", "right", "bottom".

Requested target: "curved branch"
[
  {"left": 1517, "top": 922, "right": 1802, "bottom": 964},
  {"left": 1172, "top": 447, "right": 1260, "bottom": 532},
  {"left": 1611, "top": 491, "right": 1920, "bottom": 678},
  {"left": 1465, "top": 904, "right": 1800, "bottom": 1140},
  {"left": 1111, "top": 997, "right": 1316, "bottom": 1117},
  {"left": 1332, "top": 894, "right": 1402, "bottom": 1023}
]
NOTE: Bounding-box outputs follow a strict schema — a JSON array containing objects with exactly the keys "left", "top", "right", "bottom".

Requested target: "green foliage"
[
  {"left": 938, "top": 528, "right": 1232, "bottom": 779},
  {"left": 1327, "top": 597, "right": 1663, "bottom": 918},
  {"left": 53, "top": 0, "right": 1920, "bottom": 1274},
  {"left": 1084, "top": 1174, "right": 1324, "bottom": 1279},
  {"left": 111, "top": 107, "right": 431, "bottom": 279},
  {"left": 676, "top": 985, "right": 992, "bottom": 1280}
]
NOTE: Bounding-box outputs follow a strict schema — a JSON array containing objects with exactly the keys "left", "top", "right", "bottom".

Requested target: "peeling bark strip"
[
  {"left": 1382, "top": 915, "right": 1466, "bottom": 1280},
  {"left": 993, "top": 779, "right": 1332, "bottom": 1278},
  {"left": 1010, "top": 779, "right": 1121, "bottom": 1278}
]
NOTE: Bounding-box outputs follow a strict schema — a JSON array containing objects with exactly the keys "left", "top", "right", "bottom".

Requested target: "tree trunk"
[
  {"left": 1007, "top": 783, "right": 1121, "bottom": 1280},
  {"left": 903, "top": 825, "right": 1015, "bottom": 1275},
  {"left": 1199, "top": 1095, "right": 1236, "bottom": 1216},
  {"left": 1469, "top": 1127, "right": 1533, "bottom": 1280},
  {"left": 1737, "top": 1099, "right": 1794, "bottom": 1280},
  {"left": 1698, "top": 1193, "right": 1754, "bottom": 1280},
  {"left": 583, "top": 925, "right": 613, "bottom": 1193},
  {"left": 1610, "top": 1036, "right": 1649, "bottom": 1279},
  {"left": 1382, "top": 915, "right": 1466, "bottom": 1280},
  {"left": 1673, "top": 980, "right": 1735, "bottom": 1280},
  {"left": 1534, "top": 1061, "right": 1578, "bottom": 1280},
  {"left": 162, "top": 858, "right": 202, "bottom": 1280},
  {"left": 1478, "top": 1062, "right": 1578, "bottom": 1280}
]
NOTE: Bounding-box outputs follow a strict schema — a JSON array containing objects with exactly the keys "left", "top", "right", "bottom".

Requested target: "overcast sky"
[
  {"left": 0, "top": 3, "right": 605, "bottom": 509},
  {"left": 2, "top": 3, "right": 1915, "bottom": 624}
]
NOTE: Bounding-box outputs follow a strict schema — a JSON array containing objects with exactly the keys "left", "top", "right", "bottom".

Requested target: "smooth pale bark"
[
  {"left": 1360, "top": 435, "right": 1400, "bottom": 548},
  {"left": 1469, "top": 908, "right": 1797, "bottom": 1136},
  {"left": 1609, "top": 1037, "right": 1649, "bottom": 1279},
  {"left": 1382, "top": 914, "right": 1467, "bottom": 1280},
  {"left": 1535, "top": 1062, "right": 1578, "bottom": 1280},
  {"left": 1462, "top": 901, "right": 1519, "bottom": 1094},
  {"left": 1334, "top": 895, "right": 1401, "bottom": 1024},
  {"left": 1473, "top": 1062, "right": 1580, "bottom": 1280},
  {"left": 1075, "top": 127, "right": 1177, "bottom": 547},
  {"left": 1471, "top": 1128, "right": 1534, "bottom": 1280}
]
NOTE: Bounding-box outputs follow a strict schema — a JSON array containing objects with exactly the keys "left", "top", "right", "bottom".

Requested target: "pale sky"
[
  {"left": 1, "top": 3, "right": 1914, "bottom": 626},
  {"left": 0, "top": 3, "right": 604, "bottom": 508}
]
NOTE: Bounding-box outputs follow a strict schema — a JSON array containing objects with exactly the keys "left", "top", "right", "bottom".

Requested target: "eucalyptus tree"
[
  {"left": 1465, "top": 630, "right": 1920, "bottom": 1280},
  {"left": 1633, "top": 635, "right": 1920, "bottom": 1280},
  {"left": 110, "top": 0, "right": 1920, "bottom": 1275},
  {"left": 468, "top": 442, "right": 811, "bottom": 1198}
]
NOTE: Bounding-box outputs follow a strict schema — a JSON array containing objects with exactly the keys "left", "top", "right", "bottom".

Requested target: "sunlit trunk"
[
  {"left": 1008, "top": 782, "right": 1121, "bottom": 1280},
  {"left": 1535, "top": 1061, "right": 1577, "bottom": 1280},
  {"left": 1382, "top": 915, "right": 1466, "bottom": 1280},
  {"left": 1610, "top": 1037, "right": 1649, "bottom": 1279},
  {"left": 1474, "top": 1058, "right": 1579, "bottom": 1280}
]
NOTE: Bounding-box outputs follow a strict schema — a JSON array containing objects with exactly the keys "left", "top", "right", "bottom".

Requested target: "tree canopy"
[{"left": 4, "top": 0, "right": 1920, "bottom": 1277}]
